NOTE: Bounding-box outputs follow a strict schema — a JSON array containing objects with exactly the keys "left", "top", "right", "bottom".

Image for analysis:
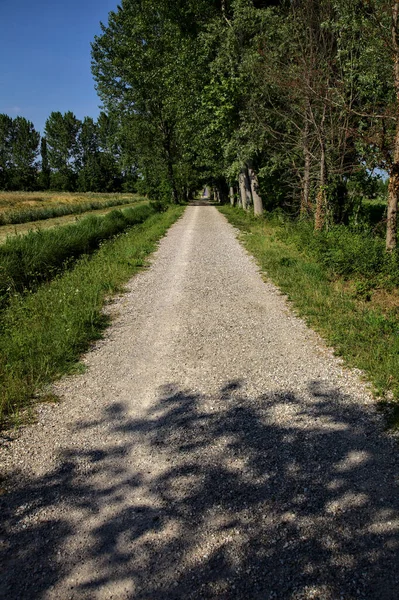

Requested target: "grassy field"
[
  {"left": 0, "top": 200, "right": 147, "bottom": 243},
  {"left": 0, "top": 191, "right": 140, "bottom": 210},
  {"left": 219, "top": 205, "right": 399, "bottom": 427},
  {"left": 0, "top": 191, "right": 144, "bottom": 226},
  {"left": 0, "top": 205, "right": 184, "bottom": 427},
  {"left": 0, "top": 204, "right": 156, "bottom": 310}
]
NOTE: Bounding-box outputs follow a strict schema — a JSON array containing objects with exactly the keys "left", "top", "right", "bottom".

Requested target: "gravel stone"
[{"left": 1, "top": 205, "right": 399, "bottom": 599}]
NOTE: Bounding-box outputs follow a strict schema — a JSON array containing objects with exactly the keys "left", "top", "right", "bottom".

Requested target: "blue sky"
[{"left": 0, "top": 0, "right": 118, "bottom": 134}]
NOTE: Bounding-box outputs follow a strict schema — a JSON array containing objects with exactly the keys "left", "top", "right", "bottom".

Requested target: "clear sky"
[{"left": 0, "top": 0, "right": 118, "bottom": 134}]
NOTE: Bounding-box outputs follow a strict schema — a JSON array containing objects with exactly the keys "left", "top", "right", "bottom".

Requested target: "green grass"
[
  {"left": 0, "top": 205, "right": 184, "bottom": 427},
  {"left": 0, "top": 204, "right": 156, "bottom": 310},
  {"left": 269, "top": 215, "right": 399, "bottom": 285},
  {"left": 0, "top": 194, "right": 144, "bottom": 226},
  {"left": 219, "top": 206, "right": 399, "bottom": 424}
]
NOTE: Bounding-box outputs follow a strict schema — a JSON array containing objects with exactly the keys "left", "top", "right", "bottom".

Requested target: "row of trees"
[
  {"left": 92, "top": 0, "right": 399, "bottom": 250},
  {"left": 0, "top": 111, "right": 137, "bottom": 192}
]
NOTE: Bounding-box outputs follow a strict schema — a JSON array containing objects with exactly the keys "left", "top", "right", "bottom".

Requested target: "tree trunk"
[
  {"left": 300, "top": 116, "right": 311, "bottom": 217},
  {"left": 315, "top": 142, "right": 327, "bottom": 231},
  {"left": 387, "top": 161, "right": 399, "bottom": 251},
  {"left": 244, "top": 167, "right": 252, "bottom": 209},
  {"left": 229, "top": 186, "right": 235, "bottom": 206},
  {"left": 248, "top": 163, "right": 263, "bottom": 216},
  {"left": 239, "top": 170, "right": 246, "bottom": 209},
  {"left": 239, "top": 167, "right": 252, "bottom": 210},
  {"left": 237, "top": 182, "right": 242, "bottom": 207},
  {"left": 387, "top": 1, "right": 399, "bottom": 251},
  {"left": 165, "top": 151, "right": 177, "bottom": 203},
  {"left": 315, "top": 100, "right": 328, "bottom": 231}
]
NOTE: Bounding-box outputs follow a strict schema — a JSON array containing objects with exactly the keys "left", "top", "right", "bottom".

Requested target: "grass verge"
[
  {"left": 0, "top": 205, "right": 184, "bottom": 427},
  {"left": 0, "top": 194, "right": 144, "bottom": 226},
  {"left": 0, "top": 204, "right": 156, "bottom": 310},
  {"left": 219, "top": 206, "right": 399, "bottom": 426}
]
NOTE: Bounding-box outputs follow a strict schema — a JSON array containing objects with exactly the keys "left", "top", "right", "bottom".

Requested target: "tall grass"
[
  {"left": 270, "top": 215, "right": 399, "bottom": 285},
  {"left": 0, "top": 196, "right": 143, "bottom": 226},
  {"left": 0, "top": 206, "right": 184, "bottom": 426},
  {"left": 0, "top": 204, "right": 155, "bottom": 310},
  {"left": 219, "top": 206, "right": 399, "bottom": 422}
]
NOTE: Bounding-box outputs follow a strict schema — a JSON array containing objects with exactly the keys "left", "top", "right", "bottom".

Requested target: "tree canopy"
[{"left": 2, "top": 1, "right": 399, "bottom": 249}]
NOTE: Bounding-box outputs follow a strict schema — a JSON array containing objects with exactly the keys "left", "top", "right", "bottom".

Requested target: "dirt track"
[{"left": 1, "top": 205, "right": 399, "bottom": 599}]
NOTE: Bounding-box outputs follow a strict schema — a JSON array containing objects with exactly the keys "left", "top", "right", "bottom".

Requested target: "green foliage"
[
  {"left": 45, "top": 111, "right": 81, "bottom": 191},
  {"left": 0, "top": 206, "right": 184, "bottom": 425},
  {"left": 0, "top": 114, "right": 13, "bottom": 190},
  {"left": 91, "top": 0, "right": 215, "bottom": 201},
  {"left": 0, "top": 115, "right": 40, "bottom": 191},
  {"left": 38, "top": 137, "right": 50, "bottom": 190},
  {"left": 268, "top": 217, "right": 399, "bottom": 287}
]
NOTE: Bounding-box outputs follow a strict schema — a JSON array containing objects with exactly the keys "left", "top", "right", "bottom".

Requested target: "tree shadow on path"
[{"left": 1, "top": 380, "right": 399, "bottom": 599}]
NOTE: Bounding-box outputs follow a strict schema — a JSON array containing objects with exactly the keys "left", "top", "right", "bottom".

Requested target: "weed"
[{"left": 352, "top": 280, "right": 375, "bottom": 301}]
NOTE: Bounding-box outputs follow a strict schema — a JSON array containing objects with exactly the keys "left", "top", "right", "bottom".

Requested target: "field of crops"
[{"left": 0, "top": 191, "right": 144, "bottom": 226}]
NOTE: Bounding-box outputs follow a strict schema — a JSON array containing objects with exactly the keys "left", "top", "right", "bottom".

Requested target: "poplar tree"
[
  {"left": 45, "top": 111, "right": 81, "bottom": 191},
  {"left": 0, "top": 114, "right": 13, "bottom": 189},
  {"left": 10, "top": 117, "right": 40, "bottom": 190},
  {"left": 39, "top": 137, "right": 51, "bottom": 190}
]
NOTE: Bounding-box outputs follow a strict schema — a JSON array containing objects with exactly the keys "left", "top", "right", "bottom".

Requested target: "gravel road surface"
[{"left": 1, "top": 205, "right": 399, "bottom": 599}]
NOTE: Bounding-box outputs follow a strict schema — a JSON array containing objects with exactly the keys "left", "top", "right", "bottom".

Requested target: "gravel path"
[{"left": 1, "top": 205, "right": 399, "bottom": 599}]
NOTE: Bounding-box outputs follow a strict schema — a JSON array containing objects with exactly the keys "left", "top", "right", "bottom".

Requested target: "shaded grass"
[
  {"left": 219, "top": 206, "right": 399, "bottom": 423},
  {"left": 0, "top": 206, "right": 184, "bottom": 426},
  {"left": 0, "top": 193, "right": 144, "bottom": 226},
  {"left": 0, "top": 204, "right": 155, "bottom": 310}
]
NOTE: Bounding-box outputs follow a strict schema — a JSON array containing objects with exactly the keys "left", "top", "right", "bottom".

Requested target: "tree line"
[
  {"left": 0, "top": 111, "right": 137, "bottom": 193},
  {"left": 91, "top": 0, "right": 399, "bottom": 250},
  {"left": 2, "top": 1, "right": 399, "bottom": 250}
]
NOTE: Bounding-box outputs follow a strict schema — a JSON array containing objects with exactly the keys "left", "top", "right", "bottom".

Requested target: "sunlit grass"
[
  {"left": 0, "top": 191, "right": 139, "bottom": 209},
  {"left": 0, "top": 191, "right": 145, "bottom": 226}
]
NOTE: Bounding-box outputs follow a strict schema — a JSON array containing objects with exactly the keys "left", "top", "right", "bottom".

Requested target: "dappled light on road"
[{"left": 2, "top": 380, "right": 399, "bottom": 599}]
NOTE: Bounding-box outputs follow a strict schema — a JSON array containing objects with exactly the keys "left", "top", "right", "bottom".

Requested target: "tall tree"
[
  {"left": 92, "top": 0, "right": 217, "bottom": 201},
  {"left": 0, "top": 114, "right": 13, "bottom": 190},
  {"left": 331, "top": 0, "right": 399, "bottom": 248},
  {"left": 45, "top": 111, "right": 81, "bottom": 191},
  {"left": 39, "top": 137, "right": 51, "bottom": 190},
  {"left": 10, "top": 117, "right": 40, "bottom": 190}
]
